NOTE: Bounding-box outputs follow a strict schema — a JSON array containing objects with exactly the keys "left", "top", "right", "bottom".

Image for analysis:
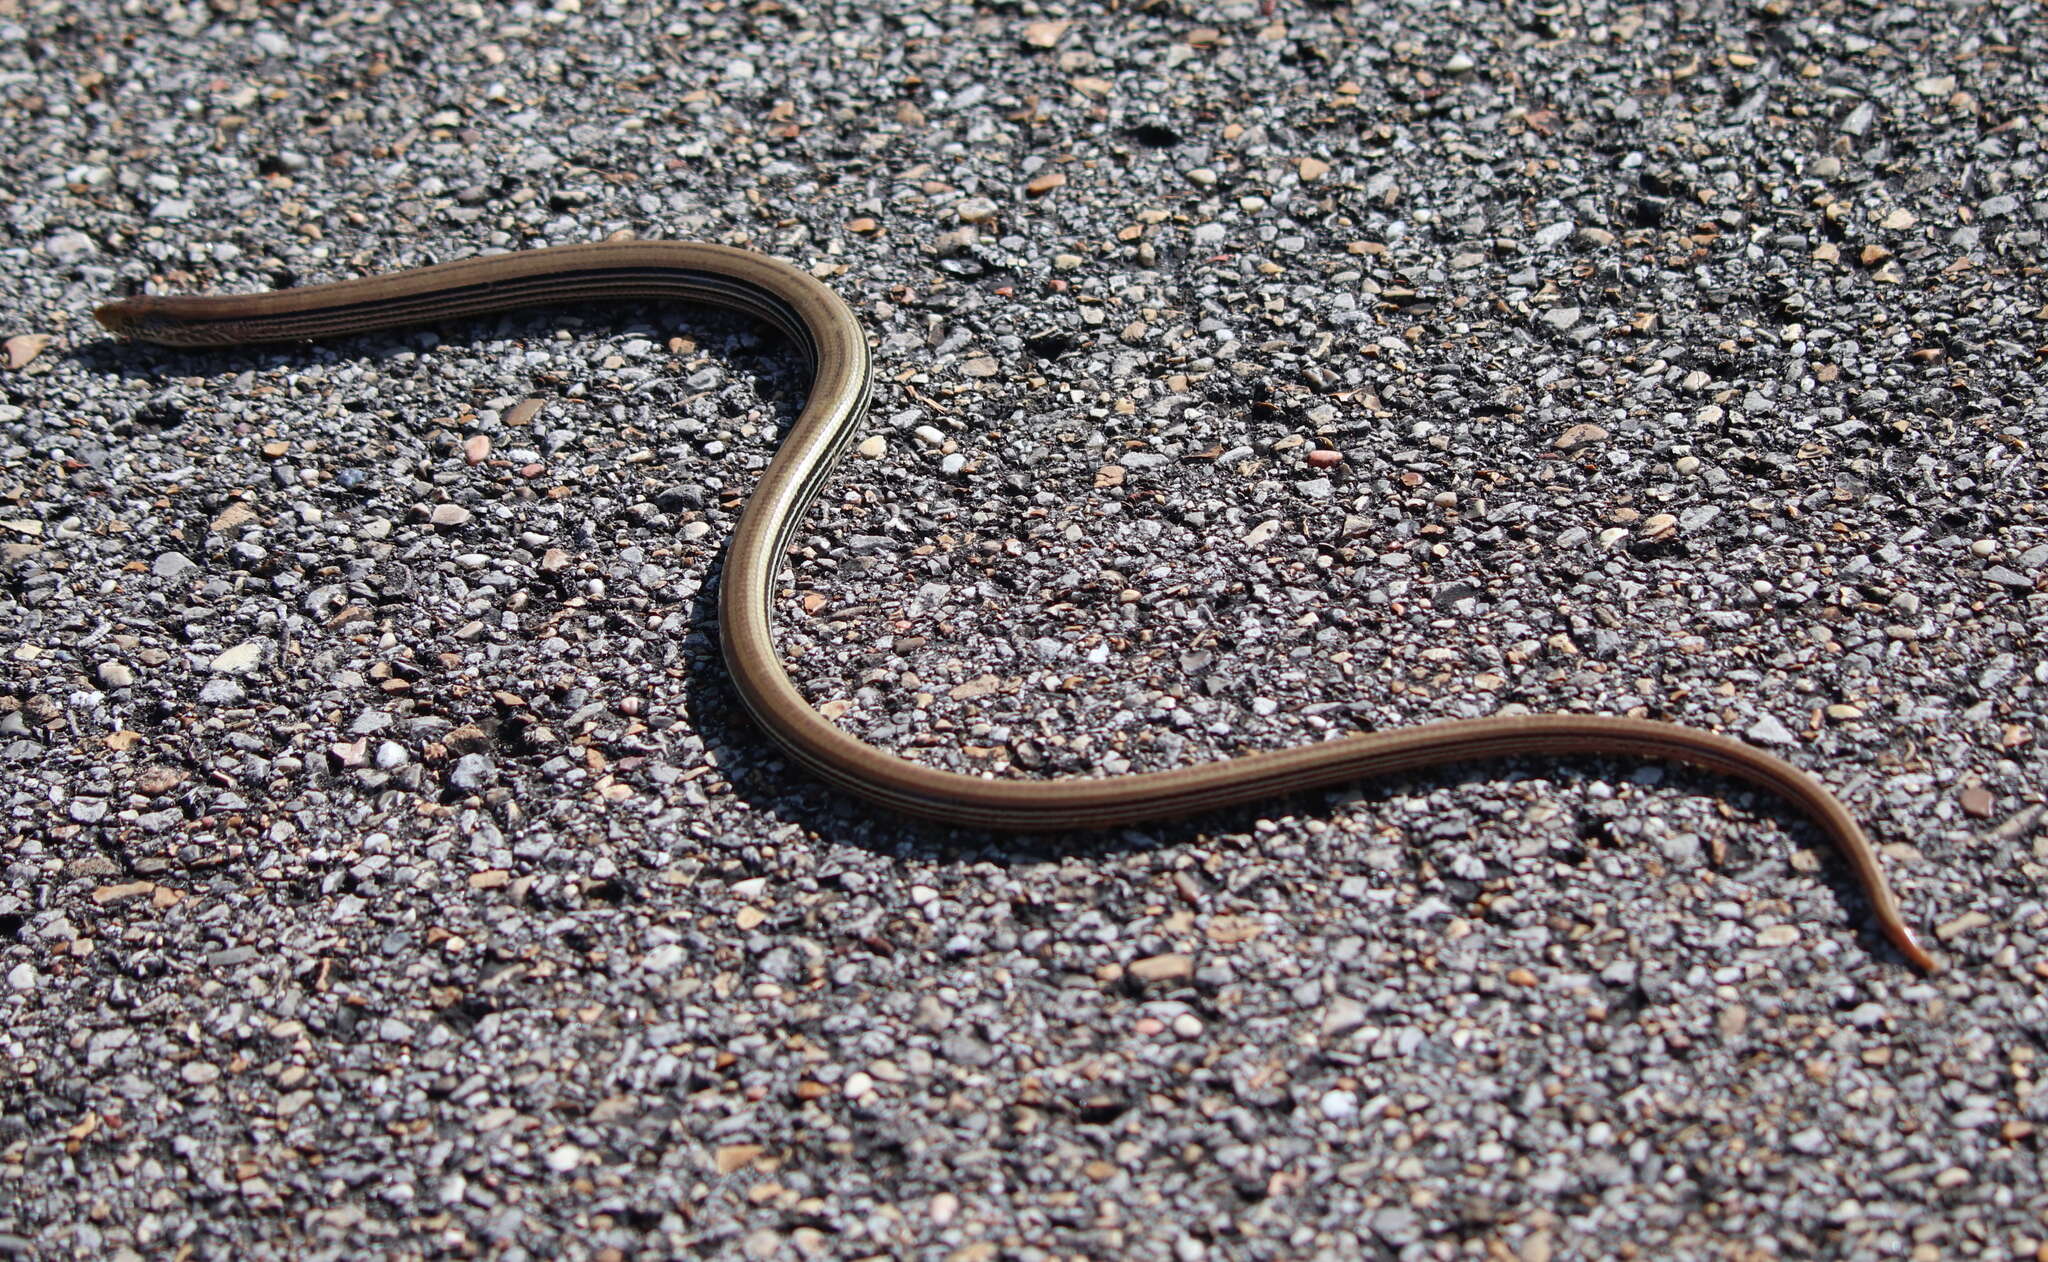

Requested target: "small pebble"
[{"left": 4, "top": 334, "right": 52, "bottom": 369}]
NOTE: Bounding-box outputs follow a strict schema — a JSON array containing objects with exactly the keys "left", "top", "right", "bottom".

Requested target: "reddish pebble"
[
  {"left": 464, "top": 434, "right": 491, "bottom": 465},
  {"left": 520, "top": 463, "right": 545, "bottom": 478},
  {"left": 1959, "top": 786, "right": 1994, "bottom": 818},
  {"left": 1307, "top": 449, "right": 1344, "bottom": 469}
]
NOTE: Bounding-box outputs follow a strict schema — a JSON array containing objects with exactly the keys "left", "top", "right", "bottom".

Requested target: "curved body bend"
[{"left": 96, "top": 239, "right": 1938, "bottom": 971}]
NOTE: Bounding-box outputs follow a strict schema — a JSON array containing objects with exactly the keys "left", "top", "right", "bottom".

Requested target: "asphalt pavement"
[{"left": 3, "top": 2, "right": 2046, "bottom": 1258}]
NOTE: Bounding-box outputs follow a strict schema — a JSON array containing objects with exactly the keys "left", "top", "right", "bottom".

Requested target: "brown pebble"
[
  {"left": 135, "top": 765, "right": 184, "bottom": 796},
  {"left": 1716, "top": 1004, "right": 1748, "bottom": 1039},
  {"left": 92, "top": 881, "right": 155, "bottom": 905},
  {"left": 1021, "top": 19, "right": 1069, "bottom": 48},
  {"left": 1960, "top": 786, "right": 1995, "bottom": 818},
  {"left": 463, "top": 434, "right": 491, "bottom": 465},
  {"left": 948, "top": 674, "right": 1002, "bottom": 701},
  {"left": 503, "top": 398, "right": 544, "bottom": 428},
  {"left": 1128, "top": 953, "right": 1193, "bottom": 983},
  {"left": 1025, "top": 171, "right": 1067, "bottom": 197},
  {"left": 1297, "top": 157, "right": 1331, "bottom": 182},
  {"left": 1755, "top": 925, "right": 1800, "bottom": 948},
  {"left": 1553, "top": 423, "right": 1608, "bottom": 450},
  {"left": 1306, "top": 449, "right": 1343, "bottom": 469},
  {"left": 260, "top": 441, "right": 290, "bottom": 459},
  {"left": 4, "top": 334, "right": 52, "bottom": 370},
  {"left": 429, "top": 504, "right": 472, "bottom": 527},
  {"left": 210, "top": 502, "right": 256, "bottom": 534},
  {"left": 1935, "top": 910, "right": 1992, "bottom": 941}
]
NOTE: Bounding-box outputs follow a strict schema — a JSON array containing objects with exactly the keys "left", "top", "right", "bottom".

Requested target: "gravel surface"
[{"left": 4, "top": 1, "right": 2047, "bottom": 1258}]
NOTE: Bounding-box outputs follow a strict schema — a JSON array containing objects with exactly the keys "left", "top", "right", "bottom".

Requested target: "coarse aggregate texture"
[{"left": 2, "top": 0, "right": 2047, "bottom": 1258}]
